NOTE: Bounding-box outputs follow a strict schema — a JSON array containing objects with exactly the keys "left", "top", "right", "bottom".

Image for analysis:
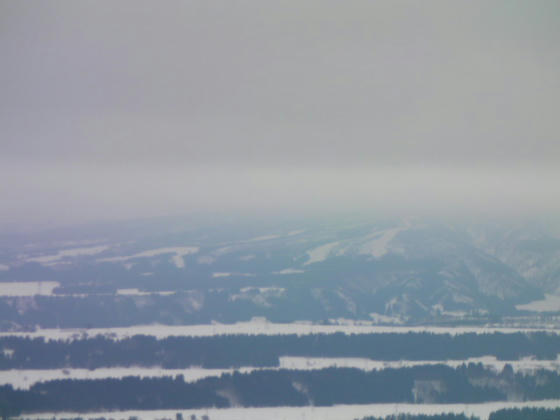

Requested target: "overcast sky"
[{"left": 1, "top": 0, "right": 559, "bottom": 230}]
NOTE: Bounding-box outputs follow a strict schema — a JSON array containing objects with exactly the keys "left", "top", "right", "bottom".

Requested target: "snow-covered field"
[
  {"left": 304, "top": 241, "right": 339, "bottom": 265},
  {"left": 278, "top": 355, "right": 560, "bottom": 374},
  {"left": 4, "top": 355, "right": 560, "bottom": 390},
  {"left": 18, "top": 400, "right": 560, "bottom": 420},
  {"left": 98, "top": 247, "right": 199, "bottom": 269},
  {"left": 26, "top": 246, "right": 110, "bottom": 264},
  {"left": 116, "top": 289, "right": 175, "bottom": 296},
  {"left": 0, "top": 366, "right": 258, "bottom": 390},
  {"left": 2, "top": 319, "right": 559, "bottom": 341},
  {"left": 517, "top": 294, "right": 560, "bottom": 313},
  {"left": 273, "top": 268, "right": 305, "bottom": 275},
  {"left": 0, "top": 281, "right": 60, "bottom": 297},
  {"left": 359, "top": 224, "right": 409, "bottom": 258}
]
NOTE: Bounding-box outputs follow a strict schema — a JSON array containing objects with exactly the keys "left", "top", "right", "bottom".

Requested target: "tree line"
[
  {"left": 2, "top": 364, "right": 560, "bottom": 415},
  {"left": 1, "top": 331, "right": 558, "bottom": 370}
]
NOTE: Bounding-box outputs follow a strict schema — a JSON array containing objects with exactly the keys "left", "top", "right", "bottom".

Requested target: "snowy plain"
[
  {"left": 3, "top": 355, "right": 560, "bottom": 390},
  {"left": 0, "top": 366, "right": 257, "bottom": 390},
  {"left": 17, "top": 400, "right": 560, "bottom": 420},
  {"left": 97, "top": 247, "right": 199, "bottom": 268},
  {"left": 516, "top": 294, "right": 560, "bottom": 313},
  {"left": 2, "top": 319, "right": 559, "bottom": 341},
  {"left": 0, "top": 282, "right": 60, "bottom": 297},
  {"left": 25, "top": 246, "right": 110, "bottom": 264}
]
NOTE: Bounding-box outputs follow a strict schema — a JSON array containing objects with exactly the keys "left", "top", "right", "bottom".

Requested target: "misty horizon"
[{"left": 2, "top": 0, "right": 559, "bottom": 229}]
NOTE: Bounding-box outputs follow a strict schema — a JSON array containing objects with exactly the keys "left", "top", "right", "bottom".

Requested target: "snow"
[
  {"left": 0, "top": 281, "right": 60, "bottom": 297},
  {"left": 0, "top": 264, "right": 9, "bottom": 271},
  {"left": 239, "top": 287, "right": 285, "bottom": 294},
  {"left": 212, "top": 272, "right": 254, "bottom": 278},
  {"left": 385, "top": 297, "right": 400, "bottom": 313},
  {"left": 4, "top": 355, "right": 559, "bottom": 391},
  {"left": 369, "top": 312, "right": 404, "bottom": 324},
  {"left": 2, "top": 348, "right": 14, "bottom": 358},
  {"left": 212, "top": 272, "right": 232, "bottom": 278},
  {"left": 304, "top": 242, "right": 339, "bottom": 265},
  {"left": 273, "top": 268, "right": 305, "bottom": 275},
  {"left": 230, "top": 288, "right": 286, "bottom": 306},
  {"left": 359, "top": 224, "right": 409, "bottom": 258},
  {"left": 278, "top": 355, "right": 560, "bottom": 374},
  {"left": 98, "top": 247, "right": 199, "bottom": 269},
  {"left": 2, "top": 320, "right": 559, "bottom": 341},
  {"left": 170, "top": 254, "right": 186, "bottom": 269},
  {"left": 517, "top": 294, "right": 560, "bottom": 313},
  {"left": 0, "top": 366, "right": 259, "bottom": 390},
  {"left": 18, "top": 400, "right": 560, "bottom": 420},
  {"left": 116, "top": 289, "right": 175, "bottom": 296},
  {"left": 245, "top": 234, "right": 281, "bottom": 242},
  {"left": 26, "top": 246, "right": 109, "bottom": 264},
  {"left": 432, "top": 304, "right": 468, "bottom": 318}
]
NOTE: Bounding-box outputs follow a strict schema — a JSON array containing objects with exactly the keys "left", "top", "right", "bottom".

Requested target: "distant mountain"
[
  {"left": 0, "top": 218, "right": 555, "bottom": 329},
  {"left": 467, "top": 224, "right": 560, "bottom": 293}
]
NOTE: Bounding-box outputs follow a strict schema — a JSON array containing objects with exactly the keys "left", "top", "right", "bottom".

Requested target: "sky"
[{"left": 1, "top": 0, "right": 559, "bottom": 230}]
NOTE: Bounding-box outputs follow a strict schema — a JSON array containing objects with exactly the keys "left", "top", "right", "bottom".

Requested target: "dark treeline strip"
[
  {"left": 362, "top": 412, "right": 560, "bottom": 420},
  {"left": 0, "top": 332, "right": 559, "bottom": 370},
  {"left": 361, "top": 414, "right": 477, "bottom": 420},
  {"left": 3, "top": 364, "right": 560, "bottom": 415},
  {"left": 489, "top": 407, "right": 560, "bottom": 420}
]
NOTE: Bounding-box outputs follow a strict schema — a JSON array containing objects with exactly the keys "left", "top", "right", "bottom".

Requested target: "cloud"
[{"left": 1, "top": 1, "right": 559, "bottom": 228}]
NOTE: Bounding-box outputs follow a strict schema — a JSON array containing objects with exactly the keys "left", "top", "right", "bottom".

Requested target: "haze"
[{"left": 1, "top": 0, "right": 559, "bottom": 230}]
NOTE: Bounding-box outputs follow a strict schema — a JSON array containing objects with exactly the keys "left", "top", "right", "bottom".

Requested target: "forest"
[
  {"left": 361, "top": 414, "right": 477, "bottom": 420},
  {"left": 361, "top": 409, "right": 560, "bottom": 420},
  {"left": 10, "top": 409, "right": 560, "bottom": 420},
  {"left": 2, "top": 364, "right": 560, "bottom": 415},
  {"left": 1, "top": 331, "right": 558, "bottom": 370}
]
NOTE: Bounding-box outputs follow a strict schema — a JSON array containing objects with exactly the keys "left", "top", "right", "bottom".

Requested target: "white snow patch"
[
  {"left": 304, "top": 242, "right": 339, "bottom": 265},
  {"left": 385, "top": 297, "right": 399, "bottom": 313},
  {"left": 432, "top": 304, "right": 468, "bottom": 318},
  {"left": 0, "top": 366, "right": 259, "bottom": 390},
  {"left": 212, "top": 272, "right": 254, "bottom": 278},
  {"left": 0, "top": 281, "right": 60, "bottom": 297},
  {"left": 18, "top": 400, "right": 560, "bottom": 420},
  {"left": 369, "top": 313, "right": 405, "bottom": 324},
  {"left": 287, "top": 230, "right": 306, "bottom": 236},
  {"left": 239, "top": 287, "right": 286, "bottom": 294},
  {"left": 359, "top": 224, "right": 409, "bottom": 258},
  {"left": 245, "top": 234, "right": 281, "bottom": 242},
  {"left": 170, "top": 254, "right": 186, "bottom": 268},
  {"left": 3, "top": 320, "right": 560, "bottom": 341},
  {"left": 273, "top": 268, "right": 305, "bottom": 275},
  {"left": 517, "top": 294, "right": 560, "bottom": 313},
  {"left": 230, "top": 288, "right": 286, "bottom": 306},
  {"left": 26, "top": 246, "right": 109, "bottom": 264},
  {"left": 278, "top": 355, "right": 560, "bottom": 375},
  {"left": 116, "top": 289, "right": 175, "bottom": 296},
  {"left": 98, "top": 247, "right": 199, "bottom": 268},
  {"left": 2, "top": 348, "right": 14, "bottom": 359}
]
